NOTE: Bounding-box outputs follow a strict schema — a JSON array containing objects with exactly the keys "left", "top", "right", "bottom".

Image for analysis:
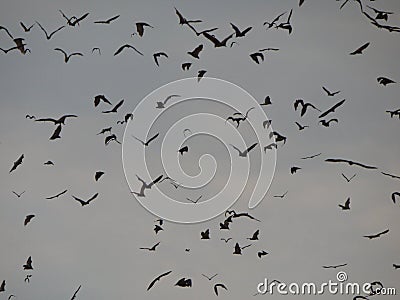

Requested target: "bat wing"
[
  {"left": 146, "top": 133, "right": 159, "bottom": 145},
  {"left": 319, "top": 99, "right": 346, "bottom": 118},
  {"left": 72, "top": 196, "right": 86, "bottom": 206},
  {"left": 245, "top": 143, "right": 258, "bottom": 154}
]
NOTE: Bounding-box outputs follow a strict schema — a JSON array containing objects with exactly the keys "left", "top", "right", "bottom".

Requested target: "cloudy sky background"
[{"left": 1, "top": 0, "right": 400, "bottom": 299}]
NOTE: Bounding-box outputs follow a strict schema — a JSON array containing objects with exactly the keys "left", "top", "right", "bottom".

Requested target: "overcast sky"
[{"left": 1, "top": 0, "right": 400, "bottom": 299}]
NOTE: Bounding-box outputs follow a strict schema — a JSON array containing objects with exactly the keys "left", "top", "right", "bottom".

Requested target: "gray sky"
[{"left": 1, "top": 0, "right": 400, "bottom": 299}]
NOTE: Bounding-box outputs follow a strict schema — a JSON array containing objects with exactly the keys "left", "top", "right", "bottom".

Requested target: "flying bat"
[
  {"left": 35, "top": 21, "right": 65, "bottom": 40},
  {"left": 114, "top": 44, "right": 143, "bottom": 56},
  {"left": 339, "top": 197, "right": 350, "bottom": 210},
  {"left": 175, "top": 278, "right": 192, "bottom": 287},
  {"left": 140, "top": 242, "right": 160, "bottom": 251},
  {"left": 132, "top": 133, "right": 159, "bottom": 147},
  {"left": 325, "top": 158, "right": 377, "bottom": 170},
  {"left": 46, "top": 189, "right": 68, "bottom": 200},
  {"left": 153, "top": 52, "right": 168, "bottom": 66},
  {"left": 70, "top": 285, "right": 81, "bottom": 300},
  {"left": 102, "top": 99, "right": 124, "bottom": 113},
  {"left": 72, "top": 193, "right": 99, "bottom": 206},
  {"left": 24, "top": 214, "right": 35, "bottom": 226},
  {"left": 23, "top": 256, "right": 33, "bottom": 270},
  {"left": 322, "top": 263, "right": 348, "bottom": 269},
  {"left": 230, "top": 143, "right": 258, "bottom": 157},
  {"left": 322, "top": 86, "right": 340, "bottom": 96},
  {"left": 363, "top": 229, "right": 389, "bottom": 239},
  {"left": 148, "top": 271, "right": 172, "bottom": 290},
  {"left": 214, "top": 283, "right": 228, "bottom": 296},
  {"left": 350, "top": 42, "right": 370, "bottom": 55},
  {"left": 94, "top": 15, "right": 120, "bottom": 24},
  {"left": 318, "top": 99, "right": 346, "bottom": 118},
  {"left": 10, "top": 154, "right": 24, "bottom": 173}
]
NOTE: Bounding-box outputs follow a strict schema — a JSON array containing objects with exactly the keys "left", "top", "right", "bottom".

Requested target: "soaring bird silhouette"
[
  {"left": 247, "top": 230, "right": 260, "bottom": 240},
  {"left": 35, "top": 21, "right": 65, "bottom": 40},
  {"left": 10, "top": 154, "right": 24, "bottom": 173},
  {"left": 175, "top": 278, "right": 192, "bottom": 287},
  {"left": 24, "top": 214, "right": 35, "bottom": 226},
  {"left": 273, "top": 191, "right": 288, "bottom": 198},
  {"left": 350, "top": 42, "right": 370, "bottom": 55},
  {"left": 20, "top": 21, "right": 35, "bottom": 32},
  {"left": 156, "top": 94, "right": 180, "bottom": 108},
  {"left": 186, "top": 195, "right": 202, "bottom": 203},
  {"left": 322, "top": 86, "right": 341, "bottom": 96},
  {"left": 59, "top": 10, "right": 89, "bottom": 27},
  {"left": 72, "top": 193, "right": 99, "bottom": 206},
  {"left": 258, "top": 250, "right": 268, "bottom": 258},
  {"left": 295, "top": 122, "right": 309, "bottom": 131},
  {"left": 260, "top": 96, "right": 272, "bottom": 106},
  {"left": 202, "top": 32, "right": 233, "bottom": 48},
  {"left": 187, "top": 44, "right": 203, "bottom": 59},
  {"left": 230, "top": 23, "right": 252, "bottom": 37},
  {"left": 322, "top": 263, "right": 348, "bottom": 269},
  {"left": 230, "top": 143, "right": 258, "bottom": 157},
  {"left": 214, "top": 283, "right": 228, "bottom": 296},
  {"left": 94, "top": 15, "right": 120, "bottom": 24},
  {"left": 23, "top": 256, "right": 33, "bottom": 270},
  {"left": 377, "top": 76, "right": 395, "bottom": 86},
  {"left": 102, "top": 99, "right": 124, "bottom": 113},
  {"left": 363, "top": 229, "right": 389, "bottom": 239},
  {"left": 132, "top": 174, "right": 163, "bottom": 197},
  {"left": 140, "top": 242, "right": 160, "bottom": 251},
  {"left": 12, "top": 190, "right": 25, "bottom": 198},
  {"left": 294, "top": 99, "right": 321, "bottom": 117},
  {"left": 147, "top": 271, "right": 172, "bottom": 291},
  {"left": 174, "top": 7, "right": 202, "bottom": 26},
  {"left": 136, "top": 22, "right": 153, "bottom": 37},
  {"left": 263, "top": 12, "right": 286, "bottom": 28},
  {"left": 132, "top": 133, "right": 159, "bottom": 147},
  {"left": 35, "top": 114, "right": 77, "bottom": 125},
  {"left": 339, "top": 197, "right": 351, "bottom": 210},
  {"left": 70, "top": 285, "right": 81, "bottom": 300},
  {"left": 318, "top": 99, "right": 346, "bottom": 118},
  {"left": 202, "top": 273, "right": 218, "bottom": 281},
  {"left": 46, "top": 189, "right": 68, "bottom": 200},
  {"left": 381, "top": 172, "right": 400, "bottom": 180},
  {"left": 301, "top": 153, "right": 322, "bottom": 160},
  {"left": 325, "top": 158, "right": 377, "bottom": 170},
  {"left": 342, "top": 173, "right": 357, "bottom": 182},
  {"left": 114, "top": 44, "right": 143, "bottom": 56},
  {"left": 153, "top": 52, "right": 168, "bottom": 66}
]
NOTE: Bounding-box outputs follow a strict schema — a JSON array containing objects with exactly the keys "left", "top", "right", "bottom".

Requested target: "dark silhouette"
[
  {"left": 339, "top": 197, "right": 351, "bottom": 210},
  {"left": 102, "top": 99, "right": 124, "bottom": 113},
  {"left": 35, "top": 21, "right": 65, "bottom": 40},
  {"left": 20, "top": 22, "right": 34, "bottom": 32},
  {"left": 230, "top": 23, "right": 252, "bottom": 37},
  {"left": 318, "top": 99, "right": 346, "bottom": 118},
  {"left": 294, "top": 99, "right": 321, "bottom": 117},
  {"left": 322, "top": 86, "right": 340, "bottom": 96},
  {"left": 214, "top": 283, "right": 227, "bottom": 296},
  {"left": 325, "top": 158, "right": 377, "bottom": 170},
  {"left": 153, "top": 52, "right": 168, "bottom": 66},
  {"left": 233, "top": 242, "right": 252, "bottom": 255},
  {"left": 364, "top": 229, "right": 389, "bottom": 239},
  {"left": 94, "top": 15, "right": 120, "bottom": 24},
  {"left": 132, "top": 174, "right": 163, "bottom": 197},
  {"left": 156, "top": 94, "right": 180, "bottom": 109},
  {"left": 140, "top": 242, "right": 160, "bottom": 251},
  {"left": 24, "top": 214, "right": 35, "bottom": 226},
  {"left": 175, "top": 278, "right": 192, "bottom": 287},
  {"left": 95, "top": 171, "right": 105, "bottom": 182},
  {"left": 178, "top": 146, "right": 189, "bottom": 155},
  {"left": 322, "top": 263, "right": 348, "bottom": 269},
  {"left": 230, "top": 143, "right": 258, "bottom": 157},
  {"left": 342, "top": 173, "right": 357, "bottom": 182},
  {"left": 291, "top": 166, "right": 301, "bottom": 174},
  {"left": 72, "top": 193, "right": 99, "bottom": 206},
  {"left": 350, "top": 42, "right": 370, "bottom": 55},
  {"left": 132, "top": 133, "right": 159, "bottom": 147},
  {"left": 247, "top": 230, "right": 260, "bottom": 240},
  {"left": 201, "top": 229, "right": 210, "bottom": 239},
  {"left": 202, "top": 273, "right": 218, "bottom": 281},
  {"left": 147, "top": 271, "right": 172, "bottom": 291},
  {"left": 23, "top": 256, "right": 33, "bottom": 270},
  {"left": 46, "top": 189, "right": 68, "bottom": 200},
  {"left": 377, "top": 76, "right": 395, "bottom": 86},
  {"left": 94, "top": 95, "right": 112, "bottom": 107},
  {"left": 319, "top": 118, "right": 338, "bottom": 127},
  {"left": 70, "top": 285, "right": 81, "bottom": 300},
  {"left": 114, "top": 44, "right": 143, "bottom": 56},
  {"left": 10, "top": 154, "right": 24, "bottom": 173},
  {"left": 136, "top": 22, "right": 153, "bottom": 37}
]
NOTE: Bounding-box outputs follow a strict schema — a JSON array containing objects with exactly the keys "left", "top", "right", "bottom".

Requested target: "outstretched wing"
[{"left": 245, "top": 143, "right": 258, "bottom": 154}]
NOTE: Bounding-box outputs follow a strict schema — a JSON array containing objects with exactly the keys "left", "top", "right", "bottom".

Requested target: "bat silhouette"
[
  {"left": 225, "top": 210, "right": 260, "bottom": 222},
  {"left": 202, "top": 273, "right": 218, "bottom": 281},
  {"left": 94, "top": 95, "right": 112, "bottom": 107},
  {"left": 154, "top": 224, "right": 163, "bottom": 234},
  {"left": 322, "top": 86, "right": 340, "bottom": 96},
  {"left": 20, "top": 21, "right": 35, "bottom": 32},
  {"left": 264, "top": 143, "right": 277, "bottom": 152},
  {"left": 260, "top": 96, "right": 272, "bottom": 106},
  {"left": 95, "top": 171, "right": 105, "bottom": 182},
  {"left": 132, "top": 133, "right": 159, "bottom": 147},
  {"left": 258, "top": 250, "right": 268, "bottom": 258},
  {"left": 291, "top": 166, "right": 301, "bottom": 174},
  {"left": 322, "top": 263, "right": 348, "bottom": 269},
  {"left": 301, "top": 153, "right": 321, "bottom": 160},
  {"left": 94, "top": 15, "right": 120, "bottom": 24},
  {"left": 97, "top": 127, "right": 112, "bottom": 135},
  {"left": 153, "top": 52, "right": 168, "bottom": 66},
  {"left": 294, "top": 99, "right": 321, "bottom": 117},
  {"left": 295, "top": 122, "right": 309, "bottom": 131},
  {"left": 105, "top": 134, "right": 121, "bottom": 145},
  {"left": 175, "top": 278, "right": 192, "bottom": 287},
  {"left": 367, "top": 5, "right": 393, "bottom": 21},
  {"left": 156, "top": 94, "right": 180, "bottom": 109},
  {"left": 0, "top": 45, "right": 28, "bottom": 54},
  {"left": 339, "top": 197, "right": 351, "bottom": 210},
  {"left": 220, "top": 238, "right": 232, "bottom": 243},
  {"left": 230, "top": 143, "right": 258, "bottom": 157},
  {"left": 23, "top": 256, "right": 33, "bottom": 270},
  {"left": 250, "top": 52, "right": 264, "bottom": 64},
  {"left": 174, "top": 7, "right": 202, "bottom": 26},
  {"left": 187, "top": 44, "right": 203, "bottom": 59},
  {"left": 10, "top": 154, "right": 24, "bottom": 173},
  {"left": 377, "top": 76, "right": 395, "bottom": 86},
  {"left": 201, "top": 229, "right": 210, "bottom": 239},
  {"left": 46, "top": 189, "right": 68, "bottom": 200},
  {"left": 247, "top": 229, "right": 260, "bottom": 240},
  {"left": 59, "top": 10, "right": 89, "bottom": 26},
  {"left": 342, "top": 173, "right": 357, "bottom": 182},
  {"left": 140, "top": 242, "right": 160, "bottom": 251},
  {"left": 318, "top": 99, "right": 346, "bottom": 118},
  {"left": 147, "top": 271, "right": 172, "bottom": 290},
  {"left": 182, "top": 62, "right": 192, "bottom": 70},
  {"left": 220, "top": 220, "right": 230, "bottom": 230},
  {"left": 325, "top": 158, "right": 377, "bottom": 170},
  {"left": 197, "top": 70, "right": 207, "bottom": 82},
  {"left": 391, "top": 192, "right": 400, "bottom": 204},
  {"left": 70, "top": 285, "right": 81, "bottom": 300},
  {"left": 24, "top": 214, "right": 35, "bottom": 226},
  {"left": 233, "top": 242, "right": 252, "bottom": 255},
  {"left": 363, "top": 229, "right": 389, "bottom": 239},
  {"left": 35, "top": 21, "right": 65, "bottom": 40},
  {"left": 350, "top": 42, "right": 370, "bottom": 55},
  {"left": 319, "top": 118, "right": 338, "bottom": 127},
  {"left": 114, "top": 44, "right": 143, "bottom": 56},
  {"left": 102, "top": 99, "right": 124, "bottom": 113},
  {"left": 386, "top": 109, "right": 400, "bottom": 118},
  {"left": 72, "top": 193, "right": 99, "bottom": 206},
  {"left": 276, "top": 9, "right": 293, "bottom": 34},
  {"left": 214, "top": 283, "right": 227, "bottom": 296},
  {"left": 269, "top": 131, "right": 287, "bottom": 144},
  {"left": 132, "top": 174, "right": 163, "bottom": 197},
  {"left": 44, "top": 160, "right": 54, "bottom": 166},
  {"left": 230, "top": 23, "right": 252, "bottom": 37},
  {"left": 258, "top": 47, "right": 279, "bottom": 52},
  {"left": 178, "top": 146, "right": 189, "bottom": 155},
  {"left": 136, "top": 22, "right": 153, "bottom": 37}
]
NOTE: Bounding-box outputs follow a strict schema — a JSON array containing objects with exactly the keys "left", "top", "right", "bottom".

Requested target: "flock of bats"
[{"left": 1, "top": 0, "right": 400, "bottom": 299}]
